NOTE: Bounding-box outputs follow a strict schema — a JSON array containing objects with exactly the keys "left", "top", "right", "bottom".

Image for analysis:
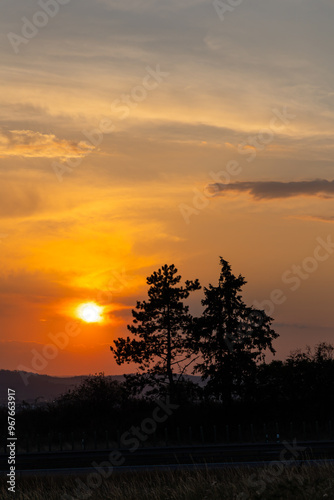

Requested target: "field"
[{"left": 1, "top": 464, "right": 334, "bottom": 500}]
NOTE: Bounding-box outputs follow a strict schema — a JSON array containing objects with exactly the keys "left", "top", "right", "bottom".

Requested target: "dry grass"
[{"left": 1, "top": 464, "right": 334, "bottom": 499}]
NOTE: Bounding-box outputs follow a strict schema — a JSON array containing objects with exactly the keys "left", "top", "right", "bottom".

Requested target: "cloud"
[
  {"left": 206, "top": 179, "right": 334, "bottom": 200},
  {"left": 96, "top": 0, "right": 209, "bottom": 12},
  {"left": 294, "top": 215, "right": 334, "bottom": 224},
  {"left": 0, "top": 129, "right": 94, "bottom": 159}
]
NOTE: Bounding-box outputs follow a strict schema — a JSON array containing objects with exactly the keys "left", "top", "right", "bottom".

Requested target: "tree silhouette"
[
  {"left": 194, "top": 257, "right": 278, "bottom": 404},
  {"left": 110, "top": 264, "right": 201, "bottom": 398}
]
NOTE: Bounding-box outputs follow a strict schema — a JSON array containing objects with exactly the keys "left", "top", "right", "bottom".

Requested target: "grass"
[{"left": 1, "top": 464, "right": 334, "bottom": 499}]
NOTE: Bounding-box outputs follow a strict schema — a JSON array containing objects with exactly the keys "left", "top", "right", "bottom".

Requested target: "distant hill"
[
  {"left": 0, "top": 370, "right": 204, "bottom": 405},
  {"left": 0, "top": 370, "right": 125, "bottom": 405}
]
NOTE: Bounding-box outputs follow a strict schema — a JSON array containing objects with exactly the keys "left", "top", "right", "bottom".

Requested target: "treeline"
[{"left": 2, "top": 344, "right": 334, "bottom": 441}]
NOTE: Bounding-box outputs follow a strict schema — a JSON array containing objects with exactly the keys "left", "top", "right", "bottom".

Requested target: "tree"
[
  {"left": 56, "top": 373, "right": 128, "bottom": 410},
  {"left": 194, "top": 257, "right": 278, "bottom": 404},
  {"left": 253, "top": 342, "right": 334, "bottom": 420},
  {"left": 110, "top": 264, "right": 201, "bottom": 398},
  {"left": 285, "top": 342, "right": 334, "bottom": 411}
]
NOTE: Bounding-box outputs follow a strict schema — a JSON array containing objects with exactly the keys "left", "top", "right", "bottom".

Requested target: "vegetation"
[
  {"left": 3, "top": 343, "right": 334, "bottom": 447},
  {"left": 193, "top": 258, "right": 278, "bottom": 404},
  {"left": 1, "top": 465, "right": 333, "bottom": 499},
  {"left": 111, "top": 263, "right": 201, "bottom": 398},
  {"left": 110, "top": 258, "right": 277, "bottom": 403}
]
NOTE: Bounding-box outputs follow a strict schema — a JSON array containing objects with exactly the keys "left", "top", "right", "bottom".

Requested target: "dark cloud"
[
  {"left": 207, "top": 179, "right": 334, "bottom": 200},
  {"left": 309, "top": 215, "right": 334, "bottom": 222},
  {"left": 294, "top": 215, "right": 334, "bottom": 224}
]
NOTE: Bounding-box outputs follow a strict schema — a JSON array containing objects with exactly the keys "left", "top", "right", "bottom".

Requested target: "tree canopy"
[
  {"left": 111, "top": 258, "right": 278, "bottom": 403},
  {"left": 194, "top": 257, "right": 278, "bottom": 403},
  {"left": 110, "top": 264, "right": 201, "bottom": 398}
]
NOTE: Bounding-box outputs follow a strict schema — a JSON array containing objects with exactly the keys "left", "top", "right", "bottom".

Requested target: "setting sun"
[{"left": 76, "top": 302, "right": 104, "bottom": 323}]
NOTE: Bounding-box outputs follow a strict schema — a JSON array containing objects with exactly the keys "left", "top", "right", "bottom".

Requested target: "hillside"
[
  {"left": 0, "top": 370, "right": 125, "bottom": 405},
  {"left": 0, "top": 370, "right": 203, "bottom": 405}
]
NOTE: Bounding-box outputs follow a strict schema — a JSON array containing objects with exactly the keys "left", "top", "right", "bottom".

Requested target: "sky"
[{"left": 1, "top": 0, "right": 334, "bottom": 377}]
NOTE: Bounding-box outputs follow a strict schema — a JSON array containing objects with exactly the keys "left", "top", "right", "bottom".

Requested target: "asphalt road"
[{"left": 1, "top": 441, "right": 334, "bottom": 475}]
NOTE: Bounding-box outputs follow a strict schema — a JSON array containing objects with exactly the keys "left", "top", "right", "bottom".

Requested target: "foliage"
[
  {"left": 110, "top": 264, "right": 201, "bottom": 398},
  {"left": 4, "top": 345, "right": 334, "bottom": 440},
  {"left": 254, "top": 342, "right": 334, "bottom": 418},
  {"left": 193, "top": 257, "right": 278, "bottom": 404},
  {"left": 55, "top": 372, "right": 128, "bottom": 409}
]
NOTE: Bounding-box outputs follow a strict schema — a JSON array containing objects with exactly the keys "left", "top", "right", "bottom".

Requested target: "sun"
[{"left": 76, "top": 302, "right": 104, "bottom": 323}]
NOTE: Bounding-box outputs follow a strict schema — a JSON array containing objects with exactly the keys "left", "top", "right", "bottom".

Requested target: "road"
[{"left": 1, "top": 441, "right": 334, "bottom": 476}]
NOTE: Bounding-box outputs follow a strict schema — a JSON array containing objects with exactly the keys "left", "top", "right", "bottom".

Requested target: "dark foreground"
[{"left": 1, "top": 464, "right": 334, "bottom": 500}]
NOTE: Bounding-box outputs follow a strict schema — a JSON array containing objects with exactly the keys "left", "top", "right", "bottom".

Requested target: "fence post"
[
  {"left": 290, "top": 421, "right": 293, "bottom": 438},
  {"left": 188, "top": 426, "right": 192, "bottom": 445},
  {"left": 200, "top": 426, "right": 204, "bottom": 444},
  {"left": 238, "top": 424, "right": 242, "bottom": 442},
  {"left": 263, "top": 423, "right": 268, "bottom": 443}
]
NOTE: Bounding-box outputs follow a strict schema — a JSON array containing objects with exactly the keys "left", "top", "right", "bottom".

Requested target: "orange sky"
[{"left": 1, "top": 0, "right": 334, "bottom": 376}]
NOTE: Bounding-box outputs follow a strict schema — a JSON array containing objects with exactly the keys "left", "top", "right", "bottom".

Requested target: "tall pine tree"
[
  {"left": 194, "top": 257, "right": 278, "bottom": 404},
  {"left": 110, "top": 264, "right": 200, "bottom": 398}
]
